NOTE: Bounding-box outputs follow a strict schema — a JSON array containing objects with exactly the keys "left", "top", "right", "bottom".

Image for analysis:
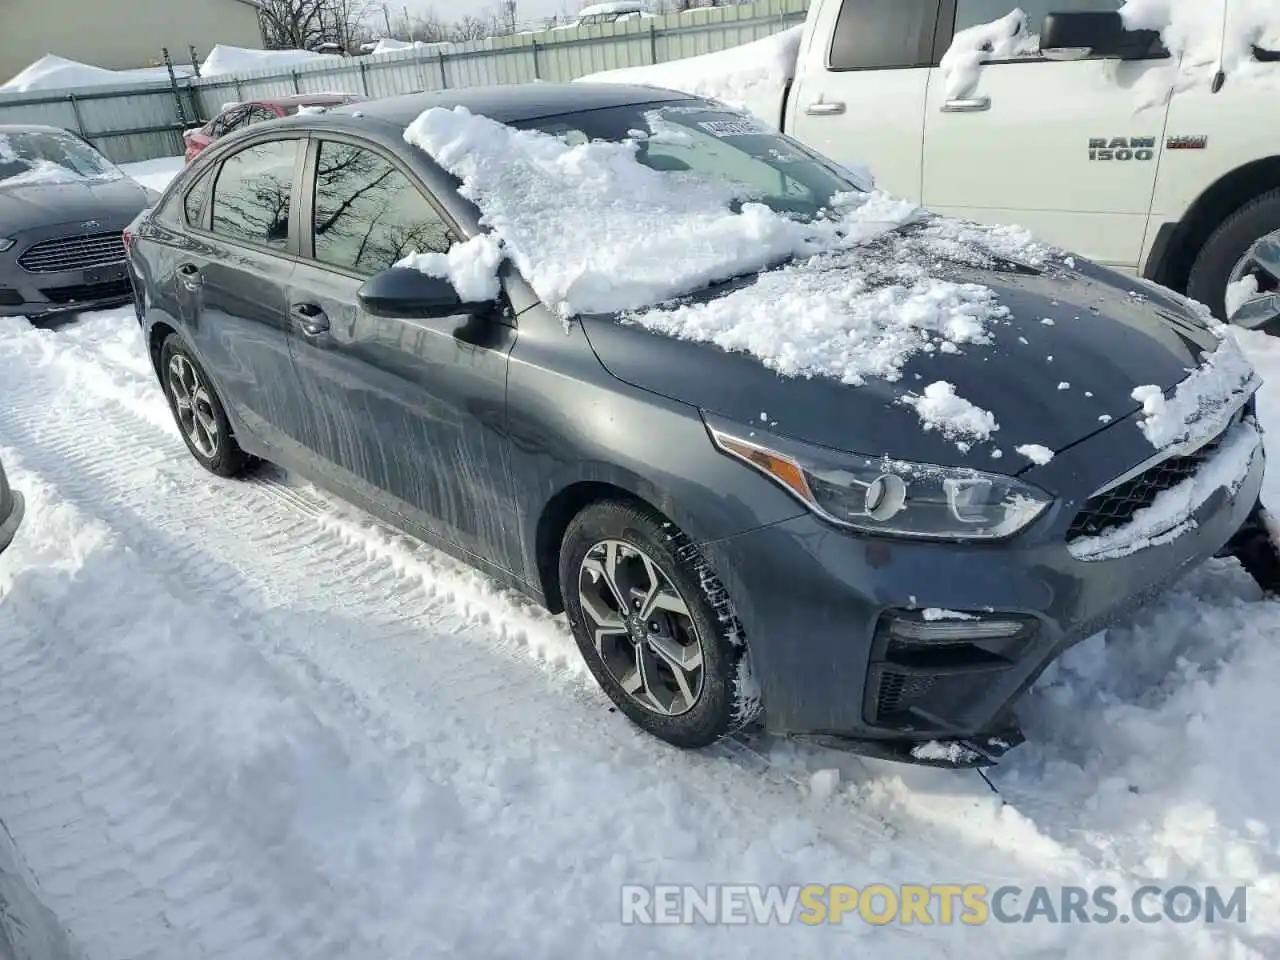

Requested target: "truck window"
[
  {"left": 952, "top": 1, "right": 1122, "bottom": 58},
  {"left": 828, "top": 0, "right": 938, "bottom": 71}
]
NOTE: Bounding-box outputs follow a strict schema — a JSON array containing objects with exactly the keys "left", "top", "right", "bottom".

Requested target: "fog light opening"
[{"left": 887, "top": 617, "right": 1026, "bottom": 643}]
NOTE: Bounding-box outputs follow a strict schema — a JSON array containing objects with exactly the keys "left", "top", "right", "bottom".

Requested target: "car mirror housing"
[
  {"left": 357, "top": 267, "right": 494, "bottom": 319},
  {"left": 1039, "top": 12, "right": 1164, "bottom": 61}
]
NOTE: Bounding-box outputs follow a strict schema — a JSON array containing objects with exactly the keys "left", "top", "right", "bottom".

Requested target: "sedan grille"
[
  {"left": 1066, "top": 428, "right": 1230, "bottom": 542},
  {"left": 18, "top": 232, "right": 125, "bottom": 274}
]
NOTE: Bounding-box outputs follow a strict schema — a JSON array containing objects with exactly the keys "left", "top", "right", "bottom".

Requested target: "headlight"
[
  {"left": 705, "top": 414, "right": 1053, "bottom": 541},
  {"left": 0, "top": 238, "right": 13, "bottom": 252}
]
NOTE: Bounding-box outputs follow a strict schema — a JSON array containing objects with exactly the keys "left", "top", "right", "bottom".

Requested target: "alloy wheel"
[
  {"left": 578, "top": 539, "right": 705, "bottom": 716},
  {"left": 167, "top": 354, "right": 220, "bottom": 459},
  {"left": 1226, "top": 228, "right": 1280, "bottom": 329}
]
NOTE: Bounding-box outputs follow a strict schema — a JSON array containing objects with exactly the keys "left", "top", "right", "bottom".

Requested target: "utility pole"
[{"left": 382, "top": 2, "right": 392, "bottom": 35}]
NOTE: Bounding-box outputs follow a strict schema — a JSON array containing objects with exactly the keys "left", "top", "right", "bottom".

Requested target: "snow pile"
[
  {"left": 397, "top": 233, "right": 505, "bottom": 302},
  {"left": 1016, "top": 443, "right": 1054, "bottom": 465},
  {"left": 577, "top": 26, "right": 803, "bottom": 126},
  {"left": 1130, "top": 334, "right": 1259, "bottom": 450},
  {"left": 1068, "top": 416, "right": 1262, "bottom": 560},
  {"left": 940, "top": 8, "right": 1038, "bottom": 99},
  {"left": 1226, "top": 275, "right": 1261, "bottom": 317},
  {"left": 0, "top": 54, "right": 194, "bottom": 92},
  {"left": 899, "top": 381, "right": 999, "bottom": 447},
  {"left": 199, "top": 45, "right": 339, "bottom": 78},
  {"left": 364, "top": 38, "right": 452, "bottom": 56},
  {"left": 578, "top": 1, "right": 647, "bottom": 16},
  {"left": 405, "top": 104, "right": 1049, "bottom": 386}
]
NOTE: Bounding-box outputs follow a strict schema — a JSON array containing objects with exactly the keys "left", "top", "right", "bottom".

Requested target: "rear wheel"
[
  {"left": 159, "top": 334, "right": 249, "bottom": 478},
  {"left": 559, "top": 500, "right": 759, "bottom": 748},
  {"left": 1187, "top": 189, "right": 1280, "bottom": 329}
]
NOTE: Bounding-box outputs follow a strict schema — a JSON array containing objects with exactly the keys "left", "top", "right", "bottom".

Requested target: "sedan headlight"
[
  {"left": 705, "top": 414, "right": 1052, "bottom": 540},
  {"left": 0, "top": 238, "right": 13, "bottom": 252}
]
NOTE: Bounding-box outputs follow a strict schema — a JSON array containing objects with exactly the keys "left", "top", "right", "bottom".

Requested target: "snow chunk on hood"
[
  {"left": 1015, "top": 443, "right": 1054, "bottom": 465},
  {"left": 1130, "top": 334, "right": 1260, "bottom": 450},
  {"left": 404, "top": 104, "right": 1050, "bottom": 386},
  {"left": 397, "top": 233, "right": 505, "bottom": 302},
  {"left": 899, "top": 382, "right": 999, "bottom": 447}
]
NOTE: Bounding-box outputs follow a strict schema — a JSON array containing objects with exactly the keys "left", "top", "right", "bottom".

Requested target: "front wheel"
[
  {"left": 1187, "top": 189, "right": 1280, "bottom": 329},
  {"left": 159, "top": 334, "right": 249, "bottom": 478},
  {"left": 559, "top": 500, "right": 759, "bottom": 748}
]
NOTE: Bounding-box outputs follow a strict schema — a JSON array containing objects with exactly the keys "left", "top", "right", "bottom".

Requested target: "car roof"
[{"left": 324, "top": 82, "right": 693, "bottom": 128}]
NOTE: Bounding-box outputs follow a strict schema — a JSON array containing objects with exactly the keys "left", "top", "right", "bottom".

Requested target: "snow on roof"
[
  {"left": 199, "top": 45, "right": 340, "bottom": 78},
  {"left": 577, "top": 26, "right": 802, "bottom": 128},
  {"left": 404, "top": 103, "right": 1050, "bottom": 392},
  {"left": 577, "top": 1, "right": 645, "bottom": 15}
]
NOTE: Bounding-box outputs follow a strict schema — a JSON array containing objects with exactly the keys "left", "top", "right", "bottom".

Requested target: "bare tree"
[
  {"left": 259, "top": 0, "right": 376, "bottom": 51},
  {"left": 449, "top": 15, "right": 490, "bottom": 42}
]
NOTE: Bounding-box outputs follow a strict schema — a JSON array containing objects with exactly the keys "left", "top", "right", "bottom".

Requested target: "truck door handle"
[
  {"left": 805, "top": 101, "right": 846, "bottom": 116},
  {"left": 177, "top": 263, "right": 201, "bottom": 289},
  {"left": 290, "top": 302, "right": 330, "bottom": 336},
  {"left": 942, "top": 96, "right": 992, "bottom": 113}
]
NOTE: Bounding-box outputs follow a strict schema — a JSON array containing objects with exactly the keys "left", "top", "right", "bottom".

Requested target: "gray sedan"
[
  {"left": 0, "top": 455, "right": 22, "bottom": 556},
  {"left": 0, "top": 125, "right": 156, "bottom": 318}
]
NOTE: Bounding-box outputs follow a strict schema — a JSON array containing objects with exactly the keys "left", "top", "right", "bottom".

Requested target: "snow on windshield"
[
  {"left": 0, "top": 131, "right": 120, "bottom": 186},
  {"left": 404, "top": 104, "right": 1051, "bottom": 390}
]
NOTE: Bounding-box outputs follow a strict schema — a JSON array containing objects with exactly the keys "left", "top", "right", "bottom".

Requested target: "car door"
[
  {"left": 180, "top": 135, "right": 314, "bottom": 453},
  {"left": 921, "top": 0, "right": 1172, "bottom": 272},
  {"left": 285, "top": 136, "right": 520, "bottom": 564},
  {"left": 784, "top": 0, "right": 942, "bottom": 201}
]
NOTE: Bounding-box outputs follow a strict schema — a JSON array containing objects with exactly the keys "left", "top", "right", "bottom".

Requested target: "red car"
[{"left": 182, "top": 93, "right": 362, "bottom": 163}]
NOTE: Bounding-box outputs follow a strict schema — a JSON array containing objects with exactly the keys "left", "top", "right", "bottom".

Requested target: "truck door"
[
  {"left": 784, "top": 0, "right": 942, "bottom": 202},
  {"left": 920, "top": 0, "right": 1172, "bottom": 273}
]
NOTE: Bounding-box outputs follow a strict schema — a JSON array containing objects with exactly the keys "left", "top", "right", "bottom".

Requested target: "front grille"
[
  {"left": 1066, "top": 428, "right": 1230, "bottom": 541},
  {"left": 18, "top": 231, "right": 125, "bottom": 273},
  {"left": 40, "top": 278, "right": 132, "bottom": 305}
]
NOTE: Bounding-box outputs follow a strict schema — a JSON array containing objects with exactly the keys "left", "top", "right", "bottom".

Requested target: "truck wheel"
[
  {"left": 1187, "top": 189, "right": 1280, "bottom": 329},
  {"left": 559, "top": 499, "right": 761, "bottom": 748}
]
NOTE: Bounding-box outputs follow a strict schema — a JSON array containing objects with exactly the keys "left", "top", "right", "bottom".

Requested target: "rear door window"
[
  {"left": 828, "top": 0, "right": 938, "bottom": 70},
  {"left": 309, "top": 139, "right": 454, "bottom": 276},
  {"left": 209, "top": 138, "right": 302, "bottom": 250}
]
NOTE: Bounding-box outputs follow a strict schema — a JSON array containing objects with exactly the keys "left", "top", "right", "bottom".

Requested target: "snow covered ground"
[{"left": 0, "top": 158, "right": 1279, "bottom": 958}]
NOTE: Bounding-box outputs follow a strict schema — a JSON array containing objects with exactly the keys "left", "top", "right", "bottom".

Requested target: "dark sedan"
[
  {"left": 0, "top": 456, "right": 23, "bottom": 556},
  {"left": 125, "top": 85, "right": 1279, "bottom": 766},
  {"left": 0, "top": 125, "right": 157, "bottom": 318}
]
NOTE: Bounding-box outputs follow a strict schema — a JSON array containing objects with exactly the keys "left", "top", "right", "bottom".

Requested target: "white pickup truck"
[{"left": 593, "top": 1, "right": 1280, "bottom": 327}]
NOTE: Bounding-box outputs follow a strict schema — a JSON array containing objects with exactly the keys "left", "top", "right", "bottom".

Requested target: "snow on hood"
[
  {"left": 576, "top": 26, "right": 803, "bottom": 128},
  {"left": 403, "top": 103, "right": 1050, "bottom": 395},
  {"left": 1130, "top": 332, "right": 1260, "bottom": 451}
]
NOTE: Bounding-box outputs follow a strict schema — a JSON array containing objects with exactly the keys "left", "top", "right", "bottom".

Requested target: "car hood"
[
  {"left": 580, "top": 256, "right": 1228, "bottom": 471},
  {"left": 0, "top": 175, "right": 150, "bottom": 233}
]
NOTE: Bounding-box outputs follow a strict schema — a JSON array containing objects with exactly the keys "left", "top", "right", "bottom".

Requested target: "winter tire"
[
  {"left": 559, "top": 499, "right": 759, "bottom": 748},
  {"left": 159, "top": 333, "right": 249, "bottom": 478},
  {"left": 1187, "top": 189, "right": 1280, "bottom": 328}
]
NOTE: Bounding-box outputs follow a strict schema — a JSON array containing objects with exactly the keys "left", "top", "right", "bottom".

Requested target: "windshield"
[
  {"left": 518, "top": 103, "right": 862, "bottom": 221},
  {"left": 0, "top": 130, "right": 121, "bottom": 187}
]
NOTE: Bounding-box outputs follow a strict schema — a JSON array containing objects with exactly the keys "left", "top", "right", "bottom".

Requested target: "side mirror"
[
  {"left": 1039, "top": 12, "right": 1163, "bottom": 62},
  {"left": 357, "top": 266, "right": 494, "bottom": 319}
]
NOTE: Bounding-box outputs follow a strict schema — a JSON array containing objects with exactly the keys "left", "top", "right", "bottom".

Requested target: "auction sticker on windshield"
[{"left": 698, "top": 118, "right": 770, "bottom": 137}]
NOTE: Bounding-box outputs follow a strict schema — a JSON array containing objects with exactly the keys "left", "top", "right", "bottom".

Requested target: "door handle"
[
  {"left": 176, "top": 263, "right": 201, "bottom": 289},
  {"left": 290, "top": 302, "right": 330, "bottom": 336},
  {"left": 942, "top": 96, "right": 992, "bottom": 113},
  {"left": 805, "top": 101, "right": 846, "bottom": 116}
]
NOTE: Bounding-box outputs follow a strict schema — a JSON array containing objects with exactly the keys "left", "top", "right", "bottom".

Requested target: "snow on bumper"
[{"left": 1068, "top": 415, "right": 1263, "bottom": 562}]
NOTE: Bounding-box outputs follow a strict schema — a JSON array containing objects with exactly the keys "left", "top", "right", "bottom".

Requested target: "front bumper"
[
  {"left": 701, "top": 420, "right": 1265, "bottom": 761},
  {"left": 0, "top": 260, "right": 133, "bottom": 317}
]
